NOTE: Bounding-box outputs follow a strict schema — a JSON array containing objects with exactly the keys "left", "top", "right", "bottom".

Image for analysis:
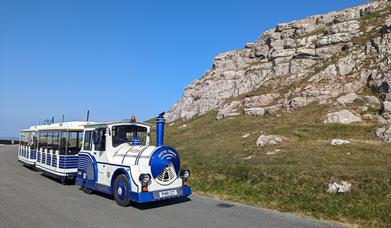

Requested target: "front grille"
[{"left": 155, "top": 163, "right": 177, "bottom": 185}]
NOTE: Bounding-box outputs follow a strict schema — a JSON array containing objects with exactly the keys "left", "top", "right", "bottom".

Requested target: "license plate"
[{"left": 158, "top": 190, "right": 178, "bottom": 198}]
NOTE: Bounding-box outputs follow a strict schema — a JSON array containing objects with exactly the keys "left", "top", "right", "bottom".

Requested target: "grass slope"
[{"left": 163, "top": 103, "right": 391, "bottom": 227}]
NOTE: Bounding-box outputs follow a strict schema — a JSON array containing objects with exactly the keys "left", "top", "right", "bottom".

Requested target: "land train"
[{"left": 18, "top": 113, "right": 191, "bottom": 206}]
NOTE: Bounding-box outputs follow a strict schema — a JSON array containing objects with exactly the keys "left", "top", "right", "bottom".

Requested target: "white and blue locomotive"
[{"left": 18, "top": 113, "right": 191, "bottom": 206}]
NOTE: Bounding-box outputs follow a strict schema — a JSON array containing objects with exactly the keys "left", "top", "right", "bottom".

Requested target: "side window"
[
  {"left": 68, "top": 131, "right": 82, "bottom": 155},
  {"left": 59, "top": 131, "right": 67, "bottom": 155},
  {"left": 38, "top": 131, "right": 48, "bottom": 150},
  {"left": 94, "top": 128, "right": 106, "bottom": 151},
  {"left": 84, "top": 131, "right": 92, "bottom": 151}
]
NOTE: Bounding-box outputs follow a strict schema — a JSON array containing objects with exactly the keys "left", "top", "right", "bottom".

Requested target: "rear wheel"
[{"left": 113, "top": 174, "right": 131, "bottom": 207}]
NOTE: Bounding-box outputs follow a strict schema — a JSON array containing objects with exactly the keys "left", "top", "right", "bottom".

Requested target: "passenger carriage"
[
  {"left": 18, "top": 129, "right": 37, "bottom": 167},
  {"left": 19, "top": 122, "right": 89, "bottom": 182}
]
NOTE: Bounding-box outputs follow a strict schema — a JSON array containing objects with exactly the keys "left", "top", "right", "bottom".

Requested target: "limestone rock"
[
  {"left": 256, "top": 135, "right": 284, "bottom": 146},
  {"left": 336, "top": 93, "right": 359, "bottom": 105},
  {"left": 327, "top": 181, "right": 351, "bottom": 193},
  {"left": 165, "top": 0, "right": 391, "bottom": 123},
  {"left": 381, "top": 101, "right": 391, "bottom": 114},
  {"left": 217, "top": 100, "right": 242, "bottom": 120},
  {"left": 331, "top": 139, "right": 351, "bottom": 145},
  {"left": 363, "top": 96, "right": 380, "bottom": 105},
  {"left": 324, "top": 110, "right": 362, "bottom": 124},
  {"left": 244, "top": 107, "right": 265, "bottom": 116},
  {"left": 244, "top": 93, "right": 279, "bottom": 109},
  {"left": 375, "top": 125, "right": 391, "bottom": 142}
]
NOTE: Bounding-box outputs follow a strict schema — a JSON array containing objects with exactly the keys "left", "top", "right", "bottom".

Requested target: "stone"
[
  {"left": 217, "top": 100, "right": 242, "bottom": 120},
  {"left": 289, "top": 97, "right": 307, "bottom": 109},
  {"left": 336, "top": 93, "right": 359, "bottom": 105},
  {"left": 316, "top": 33, "right": 352, "bottom": 47},
  {"left": 244, "top": 107, "right": 265, "bottom": 116},
  {"left": 256, "top": 135, "right": 283, "bottom": 147},
  {"left": 381, "top": 101, "right": 391, "bottom": 114},
  {"left": 244, "top": 93, "right": 279, "bottom": 108},
  {"left": 363, "top": 96, "right": 380, "bottom": 105},
  {"left": 266, "top": 149, "right": 281, "bottom": 155},
  {"left": 242, "top": 133, "right": 250, "bottom": 138},
  {"left": 179, "top": 124, "right": 188, "bottom": 129},
  {"left": 331, "top": 139, "right": 351, "bottom": 145},
  {"left": 324, "top": 110, "right": 362, "bottom": 124},
  {"left": 327, "top": 181, "right": 351, "bottom": 193},
  {"left": 375, "top": 125, "right": 391, "bottom": 142}
]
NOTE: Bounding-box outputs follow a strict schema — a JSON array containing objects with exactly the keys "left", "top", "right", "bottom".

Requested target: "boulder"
[
  {"left": 375, "top": 125, "right": 391, "bottom": 142},
  {"left": 256, "top": 135, "right": 283, "bottom": 147},
  {"left": 244, "top": 107, "right": 265, "bottom": 116},
  {"left": 363, "top": 96, "right": 380, "bottom": 105},
  {"left": 336, "top": 93, "right": 359, "bottom": 105},
  {"left": 324, "top": 110, "right": 362, "bottom": 124}
]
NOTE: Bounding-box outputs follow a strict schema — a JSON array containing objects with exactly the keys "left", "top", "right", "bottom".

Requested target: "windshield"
[{"left": 112, "top": 125, "right": 148, "bottom": 147}]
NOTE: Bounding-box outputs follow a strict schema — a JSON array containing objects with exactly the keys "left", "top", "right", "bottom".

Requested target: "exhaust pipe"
[{"left": 156, "top": 112, "right": 165, "bottom": 146}]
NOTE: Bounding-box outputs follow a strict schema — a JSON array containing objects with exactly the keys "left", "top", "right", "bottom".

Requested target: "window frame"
[{"left": 84, "top": 131, "right": 93, "bottom": 151}]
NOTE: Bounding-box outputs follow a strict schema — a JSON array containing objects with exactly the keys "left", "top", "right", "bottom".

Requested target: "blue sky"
[{"left": 0, "top": 0, "right": 367, "bottom": 137}]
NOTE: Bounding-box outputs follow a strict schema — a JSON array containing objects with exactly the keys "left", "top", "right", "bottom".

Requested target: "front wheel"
[{"left": 113, "top": 174, "right": 131, "bottom": 207}]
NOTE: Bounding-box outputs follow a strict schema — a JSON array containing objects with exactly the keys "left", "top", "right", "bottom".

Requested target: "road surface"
[{"left": 0, "top": 145, "right": 344, "bottom": 228}]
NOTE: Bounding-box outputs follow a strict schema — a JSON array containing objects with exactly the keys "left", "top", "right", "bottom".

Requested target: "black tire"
[
  {"left": 113, "top": 174, "right": 131, "bottom": 207},
  {"left": 82, "top": 185, "right": 93, "bottom": 194}
]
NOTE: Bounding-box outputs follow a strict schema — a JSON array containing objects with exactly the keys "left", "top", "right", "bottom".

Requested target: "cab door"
[{"left": 92, "top": 128, "right": 109, "bottom": 185}]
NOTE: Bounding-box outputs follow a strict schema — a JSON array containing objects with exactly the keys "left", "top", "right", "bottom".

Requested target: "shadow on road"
[{"left": 131, "top": 197, "right": 192, "bottom": 210}]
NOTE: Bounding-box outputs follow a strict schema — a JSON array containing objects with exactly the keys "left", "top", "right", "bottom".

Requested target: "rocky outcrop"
[{"left": 166, "top": 0, "right": 391, "bottom": 122}]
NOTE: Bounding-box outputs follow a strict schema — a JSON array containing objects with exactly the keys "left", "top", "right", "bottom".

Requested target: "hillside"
[
  {"left": 164, "top": 103, "right": 391, "bottom": 227},
  {"left": 160, "top": 0, "right": 391, "bottom": 227}
]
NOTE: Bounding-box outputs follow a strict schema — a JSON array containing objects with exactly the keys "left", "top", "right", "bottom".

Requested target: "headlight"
[
  {"left": 139, "top": 174, "right": 151, "bottom": 184},
  {"left": 180, "top": 169, "right": 190, "bottom": 180}
]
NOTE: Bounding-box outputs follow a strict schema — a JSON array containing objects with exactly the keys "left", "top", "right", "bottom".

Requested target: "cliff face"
[{"left": 166, "top": 0, "right": 391, "bottom": 123}]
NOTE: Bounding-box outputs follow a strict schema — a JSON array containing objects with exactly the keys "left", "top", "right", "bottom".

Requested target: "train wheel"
[{"left": 113, "top": 174, "right": 131, "bottom": 207}]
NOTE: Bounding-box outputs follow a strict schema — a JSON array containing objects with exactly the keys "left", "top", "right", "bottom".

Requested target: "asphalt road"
[{"left": 0, "top": 145, "right": 344, "bottom": 228}]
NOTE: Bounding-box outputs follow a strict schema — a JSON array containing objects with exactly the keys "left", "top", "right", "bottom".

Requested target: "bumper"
[{"left": 128, "top": 186, "right": 192, "bottom": 203}]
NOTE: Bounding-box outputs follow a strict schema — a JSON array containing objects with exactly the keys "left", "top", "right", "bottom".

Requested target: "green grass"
[{"left": 162, "top": 103, "right": 391, "bottom": 227}]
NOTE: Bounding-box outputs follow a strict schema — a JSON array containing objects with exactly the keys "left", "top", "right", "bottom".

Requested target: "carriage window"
[
  {"left": 26, "top": 132, "right": 31, "bottom": 146},
  {"left": 112, "top": 125, "right": 148, "bottom": 147},
  {"left": 52, "top": 131, "right": 59, "bottom": 151},
  {"left": 68, "top": 131, "right": 83, "bottom": 155},
  {"left": 38, "top": 132, "right": 48, "bottom": 150},
  {"left": 31, "top": 133, "right": 37, "bottom": 149},
  {"left": 47, "top": 131, "right": 53, "bottom": 150},
  {"left": 84, "top": 131, "right": 92, "bottom": 151},
  {"left": 94, "top": 128, "right": 106, "bottom": 151},
  {"left": 59, "top": 131, "right": 67, "bottom": 155}
]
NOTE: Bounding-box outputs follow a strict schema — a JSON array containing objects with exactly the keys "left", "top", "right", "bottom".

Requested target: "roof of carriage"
[{"left": 21, "top": 120, "right": 151, "bottom": 132}]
